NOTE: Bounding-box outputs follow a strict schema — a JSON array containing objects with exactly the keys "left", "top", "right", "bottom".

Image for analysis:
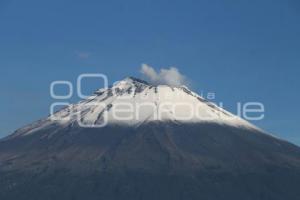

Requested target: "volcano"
[{"left": 1, "top": 77, "right": 300, "bottom": 200}]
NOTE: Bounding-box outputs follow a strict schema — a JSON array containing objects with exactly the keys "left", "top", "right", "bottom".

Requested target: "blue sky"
[{"left": 0, "top": 0, "right": 299, "bottom": 145}]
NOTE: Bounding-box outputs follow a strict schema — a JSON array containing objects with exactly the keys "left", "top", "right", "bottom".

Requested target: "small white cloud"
[
  {"left": 76, "top": 51, "right": 90, "bottom": 59},
  {"left": 140, "top": 64, "right": 188, "bottom": 86}
]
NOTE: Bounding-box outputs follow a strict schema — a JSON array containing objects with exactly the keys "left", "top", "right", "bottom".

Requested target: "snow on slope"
[
  {"left": 52, "top": 77, "right": 257, "bottom": 128},
  {"left": 11, "top": 77, "right": 259, "bottom": 138}
]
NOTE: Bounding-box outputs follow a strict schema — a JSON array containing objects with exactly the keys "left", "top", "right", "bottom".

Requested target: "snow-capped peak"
[
  {"left": 10, "top": 77, "right": 258, "bottom": 138},
  {"left": 49, "top": 77, "right": 257, "bottom": 129}
]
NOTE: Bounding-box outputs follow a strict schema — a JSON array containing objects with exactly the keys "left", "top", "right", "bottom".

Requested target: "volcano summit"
[{"left": 0, "top": 77, "right": 300, "bottom": 200}]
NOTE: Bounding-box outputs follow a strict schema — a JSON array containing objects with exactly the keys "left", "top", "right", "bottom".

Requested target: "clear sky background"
[{"left": 0, "top": 0, "right": 299, "bottom": 145}]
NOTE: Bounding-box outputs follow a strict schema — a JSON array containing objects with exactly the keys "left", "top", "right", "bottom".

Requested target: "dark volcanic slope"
[{"left": 1, "top": 122, "right": 300, "bottom": 200}]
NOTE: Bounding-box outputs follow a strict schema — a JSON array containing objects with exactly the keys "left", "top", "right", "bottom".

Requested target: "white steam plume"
[{"left": 140, "top": 64, "right": 188, "bottom": 86}]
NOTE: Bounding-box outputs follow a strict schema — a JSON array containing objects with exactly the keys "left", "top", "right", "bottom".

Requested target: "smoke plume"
[{"left": 140, "top": 64, "right": 188, "bottom": 86}]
